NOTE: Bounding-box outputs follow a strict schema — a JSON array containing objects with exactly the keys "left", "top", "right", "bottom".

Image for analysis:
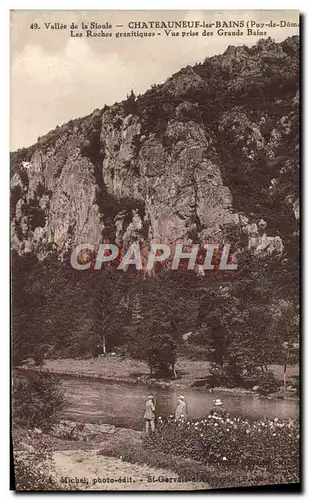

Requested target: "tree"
[
  {"left": 122, "top": 271, "right": 199, "bottom": 377},
  {"left": 11, "top": 251, "right": 132, "bottom": 361},
  {"left": 197, "top": 292, "right": 252, "bottom": 386},
  {"left": 89, "top": 272, "right": 130, "bottom": 356},
  {"left": 13, "top": 372, "right": 64, "bottom": 430},
  {"left": 196, "top": 251, "right": 289, "bottom": 388},
  {"left": 271, "top": 303, "right": 299, "bottom": 389},
  {"left": 124, "top": 318, "right": 177, "bottom": 378},
  {"left": 123, "top": 89, "right": 138, "bottom": 115},
  {"left": 11, "top": 252, "right": 48, "bottom": 365}
]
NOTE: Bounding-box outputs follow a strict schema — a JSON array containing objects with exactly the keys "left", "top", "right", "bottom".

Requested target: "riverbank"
[{"left": 18, "top": 355, "right": 299, "bottom": 399}]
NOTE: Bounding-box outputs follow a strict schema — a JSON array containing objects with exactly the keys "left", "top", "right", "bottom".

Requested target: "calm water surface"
[{"left": 59, "top": 376, "right": 298, "bottom": 430}]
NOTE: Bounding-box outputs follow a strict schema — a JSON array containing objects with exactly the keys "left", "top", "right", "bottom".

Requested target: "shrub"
[
  {"left": 21, "top": 198, "right": 46, "bottom": 230},
  {"left": 14, "top": 436, "right": 55, "bottom": 491},
  {"left": 13, "top": 372, "right": 65, "bottom": 430},
  {"left": 144, "top": 415, "right": 299, "bottom": 483},
  {"left": 114, "top": 118, "right": 122, "bottom": 130},
  {"left": 243, "top": 370, "right": 281, "bottom": 394},
  {"left": 100, "top": 443, "right": 211, "bottom": 483},
  {"left": 100, "top": 422, "right": 299, "bottom": 489},
  {"left": 13, "top": 431, "right": 74, "bottom": 491},
  {"left": 257, "top": 372, "right": 282, "bottom": 395},
  {"left": 11, "top": 184, "right": 23, "bottom": 219}
]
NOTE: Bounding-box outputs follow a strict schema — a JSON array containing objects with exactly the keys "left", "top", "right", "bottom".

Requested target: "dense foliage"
[
  {"left": 11, "top": 245, "right": 299, "bottom": 389},
  {"left": 13, "top": 372, "right": 65, "bottom": 430},
  {"left": 144, "top": 415, "right": 300, "bottom": 485},
  {"left": 13, "top": 437, "right": 55, "bottom": 491}
]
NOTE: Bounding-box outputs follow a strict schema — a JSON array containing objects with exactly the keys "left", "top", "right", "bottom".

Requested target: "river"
[{"left": 58, "top": 376, "right": 298, "bottom": 430}]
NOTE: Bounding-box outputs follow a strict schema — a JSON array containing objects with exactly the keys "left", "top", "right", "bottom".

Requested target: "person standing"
[
  {"left": 175, "top": 395, "right": 187, "bottom": 421},
  {"left": 144, "top": 395, "right": 156, "bottom": 434}
]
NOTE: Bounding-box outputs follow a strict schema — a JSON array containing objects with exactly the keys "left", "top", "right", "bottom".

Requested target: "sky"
[{"left": 10, "top": 10, "right": 299, "bottom": 151}]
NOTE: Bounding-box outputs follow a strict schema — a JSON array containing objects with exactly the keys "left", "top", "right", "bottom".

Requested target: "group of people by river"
[{"left": 143, "top": 394, "right": 227, "bottom": 434}]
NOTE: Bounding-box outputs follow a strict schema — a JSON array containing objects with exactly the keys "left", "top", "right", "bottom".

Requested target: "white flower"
[
  {"left": 200, "top": 434, "right": 204, "bottom": 437},
  {"left": 273, "top": 433, "right": 276, "bottom": 436},
  {"left": 222, "top": 456, "right": 227, "bottom": 461},
  {"left": 214, "top": 423, "right": 218, "bottom": 427},
  {"left": 246, "top": 429, "right": 250, "bottom": 434},
  {"left": 208, "top": 415, "right": 212, "bottom": 419},
  {"left": 169, "top": 414, "right": 173, "bottom": 418}
]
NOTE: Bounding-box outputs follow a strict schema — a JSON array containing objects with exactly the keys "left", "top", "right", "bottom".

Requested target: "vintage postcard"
[{"left": 11, "top": 10, "right": 300, "bottom": 491}]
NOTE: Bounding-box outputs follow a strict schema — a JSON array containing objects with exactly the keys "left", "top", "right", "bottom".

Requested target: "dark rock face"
[{"left": 10, "top": 36, "right": 299, "bottom": 262}]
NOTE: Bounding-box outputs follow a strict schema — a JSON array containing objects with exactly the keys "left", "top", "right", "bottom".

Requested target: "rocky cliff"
[{"left": 11, "top": 36, "right": 299, "bottom": 264}]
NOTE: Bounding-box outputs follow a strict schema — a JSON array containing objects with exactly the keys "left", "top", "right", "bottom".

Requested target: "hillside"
[
  {"left": 11, "top": 36, "right": 299, "bottom": 387},
  {"left": 11, "top": 36, "right": 299, "bottom": 261}
]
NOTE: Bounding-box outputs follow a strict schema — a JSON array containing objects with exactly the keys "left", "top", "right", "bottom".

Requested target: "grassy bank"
[{"left": 20, "top": 355, "right": 299, "bottom": 395}]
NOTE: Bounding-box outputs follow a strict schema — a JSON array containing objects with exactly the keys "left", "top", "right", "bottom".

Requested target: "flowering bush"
[{"left": 144, "top": 415, "right": 299, "bottom": 484}]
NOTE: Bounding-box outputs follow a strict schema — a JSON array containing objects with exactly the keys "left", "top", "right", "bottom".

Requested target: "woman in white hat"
[
  {"left": 144, "top": 395, "right": 156, "bottom": 434},
  {"left": 175, "top": 395, "right": 187, "bottom": 421},
  {"left": 209, "top": 398, "right": 227, "bottom": 417}
]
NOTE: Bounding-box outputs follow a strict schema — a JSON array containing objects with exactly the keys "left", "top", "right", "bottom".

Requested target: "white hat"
[
  {"left": 214, "top": 399, "right": 223, "bottom": 406},
  {"left": 178, "top": 395, "right": 185, "bottom": 400},
  {"left": 148, "top": 395, "right": 154, "bottom": 399}
]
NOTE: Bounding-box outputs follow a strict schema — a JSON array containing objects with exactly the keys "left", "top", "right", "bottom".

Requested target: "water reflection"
[{"left": 60, "top": 377, "right": 298, "bottom": 430}]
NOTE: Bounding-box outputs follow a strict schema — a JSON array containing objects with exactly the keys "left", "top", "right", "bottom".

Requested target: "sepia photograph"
[{"left": 10, "top": 9, "right": 300, "bottom": 492}]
